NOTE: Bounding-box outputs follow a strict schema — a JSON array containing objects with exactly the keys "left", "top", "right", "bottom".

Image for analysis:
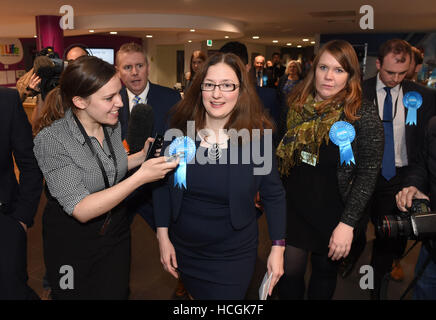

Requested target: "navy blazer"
[
  {"left": 119, "top": 82, "right": 181, "bottom": 140},
  {"left": 363, "top": 77, "right": 436, "bottom": 166},
  {"left": 153, "top": 136, "right": 287, "bottom": 241},
  {"left": 0, "top": 88, "right": 42, "bottom": 227}
]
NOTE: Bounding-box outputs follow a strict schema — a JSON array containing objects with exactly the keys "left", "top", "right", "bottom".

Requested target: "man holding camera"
[
  {"left": 396, "top": 114, "right": 436, "bottom": 299},
  {"left": 360, "top": 39, "right": 435, "bottom": 299}
]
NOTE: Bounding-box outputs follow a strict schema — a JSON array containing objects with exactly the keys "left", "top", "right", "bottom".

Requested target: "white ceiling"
[{"left": 1, "top": 0, "right": 435, "bottom": 46}]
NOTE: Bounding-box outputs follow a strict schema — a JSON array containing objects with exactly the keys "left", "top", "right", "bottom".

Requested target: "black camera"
[
  {"left": 377, "top": 199, "right": 436, "bottom": 240},
  {"left": 35, "top": 47, "right": 66, "bottom": 100}
]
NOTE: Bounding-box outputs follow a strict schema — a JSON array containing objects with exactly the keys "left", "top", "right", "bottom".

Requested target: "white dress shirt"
[
  {"left": 126, "top": 81, "right": 150, "bottom": 113},
  {"left": 375, "top": 73, "right": 408, "bottom": 167}
]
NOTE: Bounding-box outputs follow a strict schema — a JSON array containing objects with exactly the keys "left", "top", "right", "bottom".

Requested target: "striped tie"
[{"left": 132, "top": 95, "right": 142, "bottom": 106}]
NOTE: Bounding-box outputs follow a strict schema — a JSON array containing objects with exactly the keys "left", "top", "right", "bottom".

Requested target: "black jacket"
[
  {"left": 0, "top": 88, "right": 42, "bottom": 227},
  {"left": 337, "top": 99, "right": 384, "bottom": 227}
]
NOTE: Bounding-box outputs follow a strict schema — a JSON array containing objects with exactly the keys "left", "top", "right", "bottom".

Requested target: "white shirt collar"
[
  {"left": 376, "top": 73, "right": 401, "bottom": 94},
  {"left": 126, "top": 81, "right": 150, "bottom": 110}
]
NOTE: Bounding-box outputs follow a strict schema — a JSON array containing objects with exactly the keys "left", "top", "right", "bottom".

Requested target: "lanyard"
[
  {"left": 374, "top": 84, "right": 402, "bottom": 123},
  {"left": 72, "top": 113, "right": 118, "bottom": 235}
]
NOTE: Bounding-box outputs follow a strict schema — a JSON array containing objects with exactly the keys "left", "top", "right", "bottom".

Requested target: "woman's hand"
[
  {"left": 266, "top": 245, "right": 285, "bottom": 296},
  {"left": 328, "top": 222, "right": 354, "bottom": 261},
  {"left": 137, "top": 156, "right": 178, "bottom": 183},
  {"left": 157, "top": 228, "right": 179, "bottom": 279},
  {"left": 396, "top": 186, "right": 429, "bottom": 212}
]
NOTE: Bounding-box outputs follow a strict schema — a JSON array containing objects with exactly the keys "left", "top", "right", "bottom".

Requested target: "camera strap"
[{"left": 72, "top": 113, "right": 118, "bottom": 235}]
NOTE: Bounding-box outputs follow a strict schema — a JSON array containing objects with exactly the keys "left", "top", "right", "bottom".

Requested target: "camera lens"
[{"left": 376, "top": 215, "right": 413, "bottom": 239}]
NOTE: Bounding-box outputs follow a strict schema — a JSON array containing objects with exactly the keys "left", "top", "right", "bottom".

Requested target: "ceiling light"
[
  {"left": 89, "top": 29, "right": 94, "bottom": 33},
  {"left": 286, "top": 43, "right": 292, "bottom": 46},
  {"left": 272, "top": 40, "right": 278, "bottom": 43},
  {"left": 225, "top": 36, "right": 229, "bottom": 39},
  {"left": 146, "top": 35, "right": 153, "bottom": 38},
  {"left": 297, "top": 45, "right": 302, "bottom": 48},
  {"left": 110, "top": 31, "right": 117, "bottom": 35},
  {"left": 302, "top": 38, "right": 309, "bottom": 42},
  {"left": 33, "top": 35, "right": 37, "bottom": 38},
  {"left": 252, "top": 36, "right": 260, "bottom": 39},
  {"left": 190, "top": 29, "right": 195, "bottom": 32},
  {"left": 188, "top": 40, "right": 192, "bottom": 43},
  {"left": 311, "top": 41, "right": 316, "bottom": 44}
]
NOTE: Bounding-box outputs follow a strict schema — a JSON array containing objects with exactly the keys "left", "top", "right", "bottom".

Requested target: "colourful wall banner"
[{"left": 0, "top": 38, "right": 23, "bottom": 65}]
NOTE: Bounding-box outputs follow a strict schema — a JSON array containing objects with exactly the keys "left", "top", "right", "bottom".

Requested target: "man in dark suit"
[
  {"left": 0, "top": 87, "right": 43, "bottom": 299},
  {"left": 116, "top": 42, "right": 181, "bottom": 142},
  {"left": 249, "top": 55, "right": 275, "bottom": 89},
  {"left": 361, "top": 39, "right": 435, "bottom": 299},
  {"left": 268, "top": 52, "right": 285, "bottom": 88},
  {"left": 116, "top": 42, "right": 181, "bottom": 230}
]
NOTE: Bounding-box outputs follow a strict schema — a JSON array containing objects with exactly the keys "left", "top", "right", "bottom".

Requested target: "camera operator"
[{"left": 396, "top": 114, "right": 436, "bottom": 299}]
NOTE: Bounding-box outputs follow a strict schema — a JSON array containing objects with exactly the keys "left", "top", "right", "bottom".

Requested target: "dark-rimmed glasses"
[{"left": 200, "top": 82, "right": 240, "bottom": 92}]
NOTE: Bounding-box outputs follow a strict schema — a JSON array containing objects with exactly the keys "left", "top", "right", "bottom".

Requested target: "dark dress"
[
  {"left": 283, "top": 141, "right": 344, "bottom": 254},
  {"left": 169, "top": 146, "right": 258, "bottom": 299}
]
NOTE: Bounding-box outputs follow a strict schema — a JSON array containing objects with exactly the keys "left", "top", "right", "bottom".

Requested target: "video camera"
[
  {"left": 377, "top": 199, "right": 436, "bottom": 240},
  {"left": 35, "top": 47, "right": 66, "bottom": 100}
]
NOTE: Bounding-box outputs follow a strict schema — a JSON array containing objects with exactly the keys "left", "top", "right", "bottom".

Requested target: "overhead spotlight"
[
  {"left": 34, "top": 35, "right": 37, "bottom": 38},
  {"left": 286, "top": 43, "right": 292, "bottom": 46},
  {"left": 302, "top": 38, "right": 309, "bottom": 42},
  {"left": 272, "top": 40, "right": 278, "bottom": 43},
  {"left": 311, "top": 41, "right": 315, "bottom": 44},
  {"left": 252, "top": 36, "right": 260, "bottom": 39},
  {"left": 297, "top": 45, "right": 302, "bottom": 48},
  {"left": 146, "top": 35, "right": 153, "bottom": 38},
  {"left": 190, "top": 29, "right": 195, "bottom": 32},
  {"left": 89, "top": 30, "right": 95, "bottom": 33},
  {"left": 225, "top": 36, "right": 229, "bottom": 39},
  {"left": 188, "top": 40, "right": 192, "bottom": 43},
  {"left": 110, "top": 31, "right": 118, "bottom": 35}
]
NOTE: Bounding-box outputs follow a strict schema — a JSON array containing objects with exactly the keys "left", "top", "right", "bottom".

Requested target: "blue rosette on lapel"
[
  {"left": 403, "top": 91, "right": 422, "bottom": 126},
  {"left": 329, "top": 121, "right": 356, "bottom": 166},
  {"left": 169, "top": 136, "right": 196, "bottom": 189}
]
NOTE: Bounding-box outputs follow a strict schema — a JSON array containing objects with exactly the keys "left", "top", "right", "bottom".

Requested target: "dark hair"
[
  {"left": 288, "top": 40, "right": 362, "bottom": 122},
  {"left": 219, "top": 42, "right": 249, "bottom": 65},
  {"left": 33, "top": 56, "right": 116, "bottom": 135},
  {"left": 377, "top": 39, "right": 412, "bottom": 65},
  {"left": 411, "top": 46, "right": 424, "bottom": 65},
  {"left": 170, "top": 52, "right": 272, "bottom": 135},
  {"left": 272, "top": 52, "right": 281, "bottom": 58},
  {"left": 63, "top": 44, "right": 90, "bottom": 60}
]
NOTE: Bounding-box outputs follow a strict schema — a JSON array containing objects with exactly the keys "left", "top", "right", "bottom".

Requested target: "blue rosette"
[
  {"left": 403, "top": 91, "right": 422, "bottom": 125},
  {"left": 329, "top": 121, "right": 356, "bottom": 166},
  {"left": 168, "top": 136, "right": 196, "bottom": 189}
]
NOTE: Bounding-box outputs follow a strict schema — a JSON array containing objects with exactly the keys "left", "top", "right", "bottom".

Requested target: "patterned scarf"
[{"left": 276, "top": 95, "right": 344, "bottom": 176}]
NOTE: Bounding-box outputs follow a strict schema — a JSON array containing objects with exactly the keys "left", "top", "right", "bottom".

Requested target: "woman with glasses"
[
  {"left": 276, "top": 40, "right": 384, "bottom": 299},
  {"left": 154, "top": 52, "right": 286, "bottom": 299}
]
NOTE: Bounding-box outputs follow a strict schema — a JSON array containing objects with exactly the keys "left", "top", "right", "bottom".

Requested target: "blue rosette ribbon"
[
  {"left": 329, "top": 121, "right": 356, "bottom": 166},
  {"left": 168, "top": 136, "right": 196, "bottom": 189},
  {"left": 403, "top": 91, "right": 422, "bottom": 126}
]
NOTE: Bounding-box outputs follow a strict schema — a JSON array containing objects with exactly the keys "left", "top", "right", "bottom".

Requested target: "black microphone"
[{"left": 127, "top": 103, "right": 154, "bottom": 154}]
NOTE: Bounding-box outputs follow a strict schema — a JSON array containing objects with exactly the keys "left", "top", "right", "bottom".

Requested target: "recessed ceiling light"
[
  {"left": 188, "top": 40, "right": 192, "bottom": 43},
  {"left": 33, "top": 35, "right": 37, "bottom": 38},
  {"left": 272, "top": 40, "right": 278, "bottom": 43},
  {"left": 286, "top": 43, "right": 292, "bottom": 46},
  {"left": 297, "top": 45, "right": 302, "bottom": 48},
  {"left": 89, "top": 29, "right": 95, "bottom": 33},
  {"left": 252, "top": 36, "right": 260, "bottom": 39},
  {"left": 302, "top": 38, "right": 309, "bottom": 42},
  {"left": 225, "top": 36, "right": 229, "bottom": 39},
  {"left": 146, "top": 35, "right": 153, "bottom": 38},
  {"left": 311, "top": 41, "right": 316, "bottom": 44},
  {"left": 110, "top": 31, "right": 117, "bottom": 35},
  {"left": 190, "top": 29, "right": 195, "bottom": 32}
]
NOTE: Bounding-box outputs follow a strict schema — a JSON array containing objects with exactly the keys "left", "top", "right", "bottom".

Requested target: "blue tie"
[
  {"left": 381, "top": 87, "right": 396, "bottom": 180},
  {"left": 132, "top": 95, "right": 142, "bottom": 106}
]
